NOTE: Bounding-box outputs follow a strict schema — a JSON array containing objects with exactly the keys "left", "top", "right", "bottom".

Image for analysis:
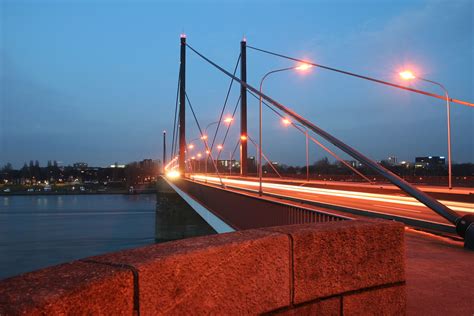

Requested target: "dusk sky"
[{"left": 1, "top": 0, "right": 472, "bottom": 168}]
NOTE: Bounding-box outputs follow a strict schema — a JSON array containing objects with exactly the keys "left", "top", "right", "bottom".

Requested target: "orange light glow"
[
  {"left": 399, "top": 70, "right": 416, "bottom": 80},
  {"left": 197, "top": 153, "right": 202, "bottom": 158},
  {"left": 191, "top": 156, "right": 195, "bottom": 160},
  {"left": 240, "top": 135, "right": 247, "bottom": 141},
  {"left": 165, "top": 171, "right": 180, "bottom": 179},
  {"left": 224, "top": 117, "right": 233, "bottom": 124},
  {"left": 201, "top": 135, "right": 208, "bottom": 140},
  {"left": 188, "top": 144, "right": 194, "bottom": 149},
  {"left": 217, "top": 145, "right": 223, "bottom": 150},
  {"left": 205, "top": 150, "right": 210, "bottom": 154},
  {"left": 296, "top": 63, "right": 312, "bottom": 71},
  {"left": 282, "top": 118, "right": 291, "bottom": 126}
]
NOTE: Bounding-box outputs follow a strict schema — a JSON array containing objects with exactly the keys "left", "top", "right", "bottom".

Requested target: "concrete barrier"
[{"left": 0, "top": 220, "right": 405, "bottom": 315}]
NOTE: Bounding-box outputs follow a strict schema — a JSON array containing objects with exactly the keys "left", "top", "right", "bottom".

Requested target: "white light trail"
[{"left": 191, "top": 175, "right": 473, "bottom": 213}]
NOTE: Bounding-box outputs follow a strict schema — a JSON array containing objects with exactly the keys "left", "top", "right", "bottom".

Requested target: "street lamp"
[
  {"left": 399, "top": 70, "right": 453, "bottom": 189},
  {"left": 282, "top": 118, "right": 310, "bottom": 181},
  {"left": 203, "top": 119, "right": 233, "bottom": 175},
  {"left": 258, "top": 63, "right": 312, "bottom": 195}
]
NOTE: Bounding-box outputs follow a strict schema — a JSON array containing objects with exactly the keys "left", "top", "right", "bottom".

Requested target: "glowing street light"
[
  {"left": 240, "top": 135, "right": 248, "bottom": 141},
  {"left": 296, "top": 63, "right": 313, "bottom": 71},
  {"left": 399, "top": 69, "right": 453, "bottom": 189},
  {"left": 217, "top": 144, "right": 223, "bottom": 150},
  {"left": 258, "top": 64, "right": 313, "bottom": 195},
  {"left": 223, "top": 117, "right": 233, "bottom": 124},
  {"left": 188, "top": 144, "right": 194, "bottom": 150},
  {"left": 399, "top": 70, "right": 416, "bottom": 80},
  {"left": 282, "top": 118, "right": 291, "bottom": 126}
]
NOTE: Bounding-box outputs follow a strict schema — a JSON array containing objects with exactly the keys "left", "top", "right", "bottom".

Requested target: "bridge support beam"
[
  {"left": 240, "top": 39, "right": 248, "bottom": 176},
  {"left": 179, "top": 35, "right": 186, "bottom": 175}
]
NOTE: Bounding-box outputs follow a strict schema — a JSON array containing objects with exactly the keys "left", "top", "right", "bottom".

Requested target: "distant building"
[
  {"left": 343, "top": 160, "right": 362, "bottom": 168},
  {"left": 399, "top": 161, "right": 411, "bottom": 169},
  {"left": 73, "top": 162, "right": 88, "bottom": 170},
  {"left": 217, "top": 159, "right": 236, "bottom": 168},
  {"left": 109, "top": 163, "right": 126, "bottom": 168},
  {"left": 415, "top": 156, "right": 445, "bottom": 169},
  {"left": 139, "top": 159, "right": 154, "bottom": 169},
  {"left": 387, "top": 156, "right": 398, "bottom": 166}
]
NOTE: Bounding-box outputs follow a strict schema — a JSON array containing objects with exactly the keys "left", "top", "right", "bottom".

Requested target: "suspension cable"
[
  {"left": 185, "top": 92, "right": 225, "bottom": 187},
  {"left": 216, "top": 95, "right": 241, "bottom": 161},
  {"left": 230, "top": 138, "right": 240, "bottom": 163},
  {"left": 185, "top": 42, "right": 460, "bottom": 225},
  {"left": 209, "top": 54, "right": 241, "bottom": 152},
  {"left": 247, "top": 89, "right": 372, "bottom": 183},
  {"left": 171, "top": 66, "right": 181, "bottom": 161},
  {"left": 247, "top": 45, "right": 473, "bottom": 108},
  {"left": 247, "top": 135, "right": 282, "bottom": 178}
]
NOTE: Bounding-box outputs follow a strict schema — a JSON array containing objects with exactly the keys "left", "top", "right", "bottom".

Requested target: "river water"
[{"left": 0, "top": 194, "right": 156, "bottom": 280}]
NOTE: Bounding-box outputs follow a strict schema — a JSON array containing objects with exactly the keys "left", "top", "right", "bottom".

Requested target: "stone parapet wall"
[{"left": 0, "top": 220, "right": 405, "bottom": 315}]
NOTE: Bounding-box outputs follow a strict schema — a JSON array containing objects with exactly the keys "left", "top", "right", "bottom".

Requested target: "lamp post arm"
[{"left": 260, "top": 67, "right": 298, "bottom": 91}]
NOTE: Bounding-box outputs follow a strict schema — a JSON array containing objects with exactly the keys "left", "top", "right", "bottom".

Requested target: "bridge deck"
[{"left": 189, "top": 175, "right": 473, "bottom": 234}]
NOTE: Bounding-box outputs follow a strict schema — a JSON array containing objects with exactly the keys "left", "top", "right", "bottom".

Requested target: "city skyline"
[{"left": 1, "top": 0, "right": 473, "bottom": 168}]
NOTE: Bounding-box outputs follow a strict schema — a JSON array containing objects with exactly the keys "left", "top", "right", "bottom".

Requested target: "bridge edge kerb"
[{"left": 0, "top": 220, "right": 405, "bottom": 314}]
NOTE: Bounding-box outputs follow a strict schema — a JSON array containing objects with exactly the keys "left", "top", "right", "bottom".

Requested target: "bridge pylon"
[
  {"left": 179, "top": 35, "right": 186, "bottom": 174},
  {"left": 240, "top": 39, "right": 248, "bottom": 176}
]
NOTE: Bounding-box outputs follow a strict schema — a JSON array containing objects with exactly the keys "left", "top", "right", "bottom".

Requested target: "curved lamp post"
[
  {"left": 400, "top": 70, "right": 453, "bottom": 189},
  {"left": 259, "top": 64, "right": 312, "bottom": 195}
]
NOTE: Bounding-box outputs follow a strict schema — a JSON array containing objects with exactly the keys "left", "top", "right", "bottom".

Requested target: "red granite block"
[
  {"left": 0, "top": 261, "right": 134, "bottom": 315},
  {"left": 272, "top": 297, "right": 341, "bottom": 315},
  {"left": 89, "top": 229, "right": 290, "bottom": 315},
  {"left": 266, "top": 220, "right": 405, "bottom": 304},
  {"left": 343, "top": 285, "right": 406, "bottom": 315}
]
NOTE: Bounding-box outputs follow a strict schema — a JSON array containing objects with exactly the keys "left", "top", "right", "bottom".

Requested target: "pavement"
[
  {"left": 185, "top": 176, "right": 474, "bottom": 314},
  {"left": 405, "top": 229, "right": 474, "bottom": 315}
]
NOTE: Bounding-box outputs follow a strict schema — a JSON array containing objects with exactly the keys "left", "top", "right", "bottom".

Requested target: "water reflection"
[{"left": 0, "top": 194, "right": 156, "bottom": 280}]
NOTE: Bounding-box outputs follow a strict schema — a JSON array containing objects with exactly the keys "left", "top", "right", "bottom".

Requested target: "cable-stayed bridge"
[{"left": 163, "top": 35, "right": 474, "bottom": 249}]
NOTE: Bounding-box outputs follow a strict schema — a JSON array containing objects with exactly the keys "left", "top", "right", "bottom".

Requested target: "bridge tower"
[
  {"left": 179, "top": 35, "right": 186, "bottom": 174},
  {"left": 240, "top": 39, "right": 248, "bottom": 176}
]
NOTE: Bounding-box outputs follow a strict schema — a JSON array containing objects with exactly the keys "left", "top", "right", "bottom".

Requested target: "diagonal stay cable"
[
  {"left": 209, "top": 54, "right": 241, "bottom": 152},
  {"left": 247, "top": 89, "right": 372, "bottom": 183},
  {"left": 230, "top": 138, "right": 240, "bottom": 163},
  {"left": 185, "top": 42, "right": 461, "bottom": 226},
  {"left": 247, "top": 135, "right": 282, "bottom": 178},
  {"left": 247, "top": 45, "right": 473, "bottom": 108},
  {"left": 171, "top": 65, "right": 181, "bottom": 161},
  {"left": 216, "top": 95, "right": 241, "bottom": 161},
  {"left": 185, "top": 92, "right": 225, "bottom": 187}
]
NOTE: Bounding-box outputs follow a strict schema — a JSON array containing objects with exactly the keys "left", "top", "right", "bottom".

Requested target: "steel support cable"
[
  {"left": 171, "top": 66, "right": 181, "bottom": 161},
  {"left": 247, "top": 135, "right": 282, "bottom": 178},
  {"left": 230, "top": 138, "right": 240, "bottom": 162},
  {"left": 185, "top": 43, "right": 461, "bottom": 226},
  {"left": 247, "top": 89, "right": 372, "bottom": 183},
  {"left": 216, "top": 95, "right": 241, "bottom": 161},
  {"left": 209, "top": 54, "right": 241, "bottom": 152},
  {"left": 247, "top": 45, "right": 474, "bottom": 108},
  {"left": 185, "top": 92, "right": 225, "bottom": 187}
]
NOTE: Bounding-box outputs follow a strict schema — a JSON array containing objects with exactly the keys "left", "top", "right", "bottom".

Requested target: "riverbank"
[{"left": 0, "top": 188, "right": 157, "bottom": 196}]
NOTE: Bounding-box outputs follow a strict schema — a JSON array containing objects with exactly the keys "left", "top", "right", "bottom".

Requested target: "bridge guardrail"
[{"left": 174, "top": 178, "right": 350, "bottom": 230}]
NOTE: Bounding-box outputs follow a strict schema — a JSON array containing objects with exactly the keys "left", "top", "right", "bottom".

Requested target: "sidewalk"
[{"left": 405, "top": 229, "right": 474, "bottom": 315}]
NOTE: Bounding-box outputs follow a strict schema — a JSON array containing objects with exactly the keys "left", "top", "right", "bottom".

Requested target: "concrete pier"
[{"left": 155, "top": 176, "right": 216, "bottom": 242}]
